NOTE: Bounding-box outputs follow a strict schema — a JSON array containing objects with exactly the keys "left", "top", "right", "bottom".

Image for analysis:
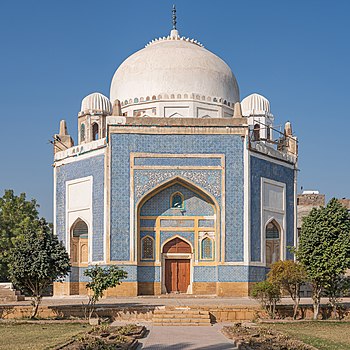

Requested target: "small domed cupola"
[
  {"left": 242, "top": 93, "right": 274, "bottom": 142},
  {"left": 80, "top": 92, "right": 112, "bottom": 116},
  {"left": 241, "top": 93, "right": 271, "bottom": 117},
  {"left": 78, "top": 93, "right": 112, "bottom": 144}
]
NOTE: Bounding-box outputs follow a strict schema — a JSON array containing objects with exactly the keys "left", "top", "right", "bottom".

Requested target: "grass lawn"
[
  {"left": 0, "top": 322, "right": 90, "bottom": 350},
  {"left": 265, "top": 321, "right": 350, "bottom": 350}
]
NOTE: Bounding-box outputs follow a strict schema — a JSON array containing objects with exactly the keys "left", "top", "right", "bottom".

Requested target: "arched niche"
[
  {"left": 70, "top": 218, "right": 89, "bottom": 265},
  {"left": 265, "top": 219, "right": 281, "bottom": 267}
]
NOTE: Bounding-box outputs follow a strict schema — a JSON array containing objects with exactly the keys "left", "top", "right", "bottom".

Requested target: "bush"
[{"left": 251, "top": 280, "right": 281, "bottom": 319}]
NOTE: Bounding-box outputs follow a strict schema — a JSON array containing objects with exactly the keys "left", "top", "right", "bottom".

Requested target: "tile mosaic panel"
[
  {"left": 250, "top": 156, "right": 295, "bottom": 261},
  {"left": 135, "top": 169, "right": 221, "bottom": 203},
  {"left": 160, "top": 219, "right": 194, "bottom": 227},
  {"left": 56, "top": 154, "right": 104, "bottom": 262},
  {"left": 137, "top": 266, "right": 161, "bottom": 282},
  {"left": 140, "top": 219, "right": 156, "bottom": 227},
  {"left": 198, "top": 219, "right": 215, "bottom": 227},
  {"left": 134, "top": 157, "right": 222, "bottom": 167},
  {"left": 160, "top": 231, "right": 194, "bottom": 247},
  {"left": 193, "top": 266, "right": 217, "bottom": 282},
  {"left": 140, "top": 184, "right": 214, "bottom": 217},
  {"left": 110, "top": 133, "right": 244, "bottom": 262}
]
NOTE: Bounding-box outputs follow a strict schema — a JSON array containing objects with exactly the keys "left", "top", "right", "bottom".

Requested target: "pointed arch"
[
  {"left": 161, "top": 235, "right": 193, "bottom": 254},
  {"left": 70, "top": 217, "right": 89, "bottom": 266},
  {"left": 136, "top": 176, "right": 220, "bottom": 267},
  {"left": 264, "top": 218, "right": 281, "bottom": 267},
  {"left": 136, "top": 176, "right": 219, "bottom": 212},
  {"left": 92, "top": 122, "right": 99, "bottom": 141}
]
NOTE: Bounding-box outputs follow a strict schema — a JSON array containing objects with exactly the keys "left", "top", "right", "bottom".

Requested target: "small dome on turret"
[
  {"left": 241, "top": 93, "right": 271, "bottom": 117},
  {"left": 80, "top": 92, "right": 112, "bottom": 116}
]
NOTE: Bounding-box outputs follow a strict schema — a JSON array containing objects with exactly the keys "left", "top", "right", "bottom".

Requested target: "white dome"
[
  {"left": 110, "top": 32, "right": 239, "bottom": 107},
  {"left": 241, "top": 93, "right": 271, "bottom": 116},
  {"left": 80, "top": 92, "right": 112, "bottom": 115}
]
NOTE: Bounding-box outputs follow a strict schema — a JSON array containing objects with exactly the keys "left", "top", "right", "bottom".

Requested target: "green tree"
[
  {"left": 84, "top": 265, "right": 128, "bottom": 319},
  {"left": 324, "top": 275, "right": 350, "bottom": 319},
  {"left": 0, "top": 190, "right": 41, "bottom": 281},
  {"left": 268, "top": 260, "right": 307, "bottom": 319},
  {"left": 251, "top": 280, "right": 281, "bottom": 319},
  {"left": 295, "top": 198, "right": 350, "bottom": 320},
  {"left": 7, "top": 219, "right": 70, "bottom": 318}
]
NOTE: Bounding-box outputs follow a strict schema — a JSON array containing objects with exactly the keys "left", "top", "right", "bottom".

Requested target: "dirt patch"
[
  {"left": 55, "top": 324, "right": 145, "bottom": 350},
  {"left": 222, "top": 323, "right": 318, "bottom": 350}
]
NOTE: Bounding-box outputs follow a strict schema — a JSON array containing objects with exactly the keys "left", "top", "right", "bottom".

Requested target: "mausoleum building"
[{"left": 53, "top": 23, "right": 298, "bottom": 297}]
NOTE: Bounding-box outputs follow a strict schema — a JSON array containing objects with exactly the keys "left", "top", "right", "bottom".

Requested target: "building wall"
[
  {"left": 250, "top": 155, "right": 295, "bottom": 262},
  {"left": 110, "top": 133, "right": 244, "bottom": 263},
  {"left": 55, "top": 154, "right": 105, "bottom": 262}
]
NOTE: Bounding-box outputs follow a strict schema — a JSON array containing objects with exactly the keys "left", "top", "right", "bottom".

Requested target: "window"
[
  {"left": 72, "top": 220, "right": 88, "bottom": 238},
  {"left": 92, "top": 123, "right": 99, "bottom": 141},
  {"left": 253, "top": 123, "right": 260, "bottom": 141},
  {"left": 171, "top": 192, "right": 184, "bottom": 209},
  {"left": 80, "top": 124, "right": 85, "bottom": 142},
  {"left": 266, "top": 126, "right": 271, "bottom": 140},
  {"left": 266, "top": 220, "right": 280, "bottom": 266},
  {"left": 141, "top": 236, "right": 154, "bottom": 260},
  {"left": 201, "top": 237, "right": 213, "bottom": 260}
]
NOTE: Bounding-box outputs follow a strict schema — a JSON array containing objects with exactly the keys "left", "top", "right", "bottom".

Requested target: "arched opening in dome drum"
[
  {"left": 253, "top": 124, "right": 260, "bottom": 141},
  {"left": 92, "top": 123, "right": 99, "bottom": 141}
]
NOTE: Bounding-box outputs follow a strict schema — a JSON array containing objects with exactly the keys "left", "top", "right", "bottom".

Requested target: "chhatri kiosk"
[{"left": 53, "top": 13, "right": 298, "bottom": 297}]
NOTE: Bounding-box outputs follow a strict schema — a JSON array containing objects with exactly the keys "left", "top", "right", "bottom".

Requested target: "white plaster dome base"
[{"left": 110, "top": 35, "right": 239, "bottom": 118}]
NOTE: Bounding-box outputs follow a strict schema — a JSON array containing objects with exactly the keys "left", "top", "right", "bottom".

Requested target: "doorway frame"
[{"left": 161, "top": 236, "right": 194, "bottom": 294}]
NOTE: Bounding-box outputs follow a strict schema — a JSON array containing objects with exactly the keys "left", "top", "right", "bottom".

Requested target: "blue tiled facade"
[
  {"left": 55, "top": 132, "right": 296, "bottom": 290},
  {"left": 140, "top": 184, "right": 214, "bottom": 217},
  {"left": 110, "top": 133, "right": 244, "bottom": 263},
  {"left": 55, "top": 154, "right": 105, "bottom": 262},
  {"left": 250, "top": 155, "right": 295, "bottom": 262}
]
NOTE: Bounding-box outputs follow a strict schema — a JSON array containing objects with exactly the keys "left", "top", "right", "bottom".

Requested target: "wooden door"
[
  {"left": 177, "top": 259, "right": 190, "bottom": 293},
  {"left": 165, "top": 259, "right": 190, "bottom": 293}
]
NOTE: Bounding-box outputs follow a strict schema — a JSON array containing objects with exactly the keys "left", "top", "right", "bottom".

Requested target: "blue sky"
[{"left": 0, "top": 0, "right": 349, "bottom": 220}]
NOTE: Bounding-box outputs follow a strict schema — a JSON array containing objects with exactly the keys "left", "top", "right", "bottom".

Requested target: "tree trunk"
[
  {"left": 312, "top": 285, "right": 321, "bottom": 320},
  {"left": 30, "top": 295, "right": 42, "bottom": 319},
  {"left": 293, "top": 298, "right": 300, "bottom": 320}
]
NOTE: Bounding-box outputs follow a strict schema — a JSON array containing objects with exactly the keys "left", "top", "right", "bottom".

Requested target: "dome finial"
[{"left": 172, "top": 4, "right": 177, "bottom": 30}]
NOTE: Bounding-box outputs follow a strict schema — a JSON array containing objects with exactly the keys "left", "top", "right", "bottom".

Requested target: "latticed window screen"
[
  {"left": 266, "top": 221, "right": 280, "bottom": 239},
  {"left": 73, "top": 220, "right": 88, "bottom": 238},
  {"left": 80, "top": 124, "right": 85, "bottom": 142},
  {"left": 142, "top": 236, "right": 154, "bottom": 260},
  {"left": 201, "top": 237, "right": 213, "bottom": 260}
]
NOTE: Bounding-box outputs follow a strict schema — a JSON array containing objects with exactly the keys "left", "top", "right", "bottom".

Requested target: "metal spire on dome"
[{"left": 172, "top": 4, "right": 177, "bottom": 30}]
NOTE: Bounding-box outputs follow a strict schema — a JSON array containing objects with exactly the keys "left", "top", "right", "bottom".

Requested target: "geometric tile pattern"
[
  {"left": 134, "top": 169, "right": 222, "bottom": 202},
  {"left": 198, "top": 219, "right": 215, "bottom": 227},
  {"left": 250, "top": 156, "right": 295, "bottom": 261},
  {"left": 160, "top": 219, "right": 195, "bottom": 227},
  {"left": 140, "top": 184, "right": 214, "bottom": 217},
  {"left": 160, "top": 231, "right": 194, "bottom": 247},
  {"left": 110, "top": 133, "right": 244, "bottom": 263},
  {"left": 55, "top": 154, "right": 105, "bottom": 262},
  {"left": 134, "top": 157, "right": 222, "bottom": 167}
]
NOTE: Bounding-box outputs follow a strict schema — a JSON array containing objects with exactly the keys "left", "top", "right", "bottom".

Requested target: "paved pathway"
[{"left": 136, "top": 323, "right": 236, "bottom": 350}]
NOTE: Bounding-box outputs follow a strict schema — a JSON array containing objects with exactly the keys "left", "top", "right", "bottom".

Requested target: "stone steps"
[
  {"left": 0, "top": 283, "right": 25, "bottom": 302},
  {"left": 153, "top": 308, "right": 212, "bottom": 326}
]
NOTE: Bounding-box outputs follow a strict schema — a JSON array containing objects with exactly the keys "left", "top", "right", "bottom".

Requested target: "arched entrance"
[
  {"left": 70, "top": 218, "right": 89, "bottom": 295},
  {"left": 136, "top": 177, "right": 219, "bottom": 295},
  {"left": 163, "top": 237, "right": 192, "bottom": 293}
]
